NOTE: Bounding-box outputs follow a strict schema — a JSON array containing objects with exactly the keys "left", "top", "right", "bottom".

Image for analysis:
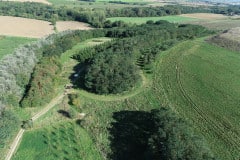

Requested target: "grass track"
[{"left": 154, "top": 38, "right": 240, "bottom": 159}]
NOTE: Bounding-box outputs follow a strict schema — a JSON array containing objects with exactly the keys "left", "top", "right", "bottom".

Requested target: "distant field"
[
  {"left": 0, "top": 16, "right": 54, "bottom": 38},
  {"left": 56, "top": 21, "right": 92, "bottom": 32},
  {"left": 107, "top": 16, "right": 198, "bottom": 24},
  {"left": 0, "top": 36, "right": 35, "bottom": 60},
  {"left": 1, "top": 0, "right": 51, "bottom": 5},
  {"left": 48, "top": 0, "right": 145, "bottom": 8},
  {"left": 154, "top": 38, "right": 240, "bottom": 159},
  {"left": 181, "top": 13, "right": 227, "bottom": 20},
  {"left": 0, "top": 16, "right": 92, "bottom": 38}
]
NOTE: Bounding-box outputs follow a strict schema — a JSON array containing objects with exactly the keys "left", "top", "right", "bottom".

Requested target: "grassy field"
[
  {"left": 154, "top": 38, "right": 240, "bottom": 159},
  {"left": 12, "top": 121, "right": 102, "bottom": 160},
  {"left": 48, "top": 0, "right": 146, "bottom": 8},
  {"left": 107, "top": 16, "right": 198, "bottom": 24},
  {"left": 0, "top": 36, "right": 35, "bottom": 60}
]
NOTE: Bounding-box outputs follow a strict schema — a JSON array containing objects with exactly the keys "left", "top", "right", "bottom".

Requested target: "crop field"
[
  {"left": 180, "top": 13, "right": 227, "bottom": 20},
  {"left": 107, "top": 16, "right": 198, "bottom": 24},
  {"left": 153, "top": 38, "right": 240, "bottom": 159},
  {"left": 0, "top": 36, "right": 35, "bottom": 60},
  {"left": 56, "top": 21, "right": 92, "bottom": 32},
  {"left": 1, "top": 0, "right": 51, "bottom": 5},
  {"left": 0, "top": 16, "right": 54, "bottom": 38},
  {"left": 0, "top": 16, "right": 93, "bottom": 38},
  {"left": 48, "top": 0, "right": 145, "bottom": 8}
]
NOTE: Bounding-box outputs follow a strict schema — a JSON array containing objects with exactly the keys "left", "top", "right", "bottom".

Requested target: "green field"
[
  {"left": 154, "top": 38, "right": 240, "bottom": 159},
  {"left": 0, "top": 36, "right": 35, "bottom": 60},
  {"left": 48, "top": 0, "right": 146, "bottom": 8},
  {"left": 107, "top": 16, "right": 198, "bottom": 24},
  {"left": 12, "top": 121, "right": 101, "bottom": 160}
]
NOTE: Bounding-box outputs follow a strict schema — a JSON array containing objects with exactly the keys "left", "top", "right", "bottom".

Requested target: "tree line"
[{"left": 0, "top": 1, "right": 239, "bottom": 28}]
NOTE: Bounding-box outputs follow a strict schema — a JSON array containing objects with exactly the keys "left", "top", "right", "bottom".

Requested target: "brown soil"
[
  {"left": 56, "top": 21, "right": 93, "bottom": 32},
  {"left": 180, "top": 13, "right": 228, "bottom": 20},
  {"left": 0, "top": 16, "right": 54, "bottom": 38}
]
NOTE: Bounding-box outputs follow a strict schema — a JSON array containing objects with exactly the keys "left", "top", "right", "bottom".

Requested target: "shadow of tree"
[
  {"left": 57, "top": 109, "right": 70, "bottom": 118},
  {"left": 108, "top": 111, "right": 155, "bottom": 160},
  {"left": 68, "top": 62, "right": 86, "bottom": 89}
]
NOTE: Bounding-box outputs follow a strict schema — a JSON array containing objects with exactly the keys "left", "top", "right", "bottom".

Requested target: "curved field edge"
[{"left": 153, "top": 38, "right": 240, "bottom": 159}]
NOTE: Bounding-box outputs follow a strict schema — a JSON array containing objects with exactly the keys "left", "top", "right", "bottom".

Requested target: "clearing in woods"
[
  {"left": 154, "top": 38, "right": 240, "bottom": 159},
  {"left": 56, "top": 21, "right": 92, "bottom": 32}
]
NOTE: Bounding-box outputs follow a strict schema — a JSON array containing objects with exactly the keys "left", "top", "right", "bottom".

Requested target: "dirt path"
[{"left": 5, "top": 93, "right": 65, "bottom": 160}]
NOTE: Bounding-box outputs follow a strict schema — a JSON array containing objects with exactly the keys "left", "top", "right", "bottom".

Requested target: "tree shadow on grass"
[
  {"left": 57, "top": 109, "right": 70, "bottom": 118},
  {"left": 68, "top": 62, "right": 87, "bottom": 89},
  {"left": 108, "top": 111, "right": 155, "bottom": 160}
]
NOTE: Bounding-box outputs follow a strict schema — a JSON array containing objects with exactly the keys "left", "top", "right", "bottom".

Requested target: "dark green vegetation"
[
  {"left": 0, "top": 36, "right": 35, "bottom": 60},
  {"left": 108, "top": 108, "right": 215, "bottom": 159},
  {"left": 155, "top": 38, "right": 240, "bottom": 159},
  {"left": 84, "top": 52, "right": 140, "bottom": 94},
  {"left": 0, "top": 110, "right": 20, "bottom": 148},
  {"left": 21, "top": 30, "right": 105, "bottom": 108},
  {"left": 0, "top": 2, "right": 106, "bottom": 27}
]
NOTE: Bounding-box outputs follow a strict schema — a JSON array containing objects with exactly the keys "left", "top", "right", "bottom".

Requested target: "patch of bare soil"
[
  {"left": 0, "top": 16, "right": 54, "bottom": 38},
  {"left": 209, "top": 27, "right": 240, "bottom": 52},
  {"left": 180, "top": 13, "right": 227, "bottom": 20},
  {"left": 56, "top": 21, "right": 93, "bottom": 32},
  {"left": 1, "top": 0, "right": 51, "bottom": 5}
]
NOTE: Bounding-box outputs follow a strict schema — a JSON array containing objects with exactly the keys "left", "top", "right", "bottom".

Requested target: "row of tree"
[{"left": 0, "top": 2, "right": 239, "bottom": 28}]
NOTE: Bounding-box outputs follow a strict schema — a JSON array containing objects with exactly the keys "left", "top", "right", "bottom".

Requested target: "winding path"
[{"left": 5, "top": 93, "right": 65, "bottom": 160}]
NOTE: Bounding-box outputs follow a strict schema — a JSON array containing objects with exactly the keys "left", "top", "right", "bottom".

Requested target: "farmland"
[
  {"left": 0, "top": 16, "right": 93, "bottom": 38},
  {"left": 107, "top": 15, "right": 198, "bottom": 24},
  {"left": 154, "top": 38, "right": 240, "bottom": 159},
  {"left": 0, "top": 36, "right": 34, "bottom": 59},
  {"left": 0, "top": 16, "right": 53, "bottom": 38},
  {"left": 1, "top": 0, "right": 51, "bottom": 5}
]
